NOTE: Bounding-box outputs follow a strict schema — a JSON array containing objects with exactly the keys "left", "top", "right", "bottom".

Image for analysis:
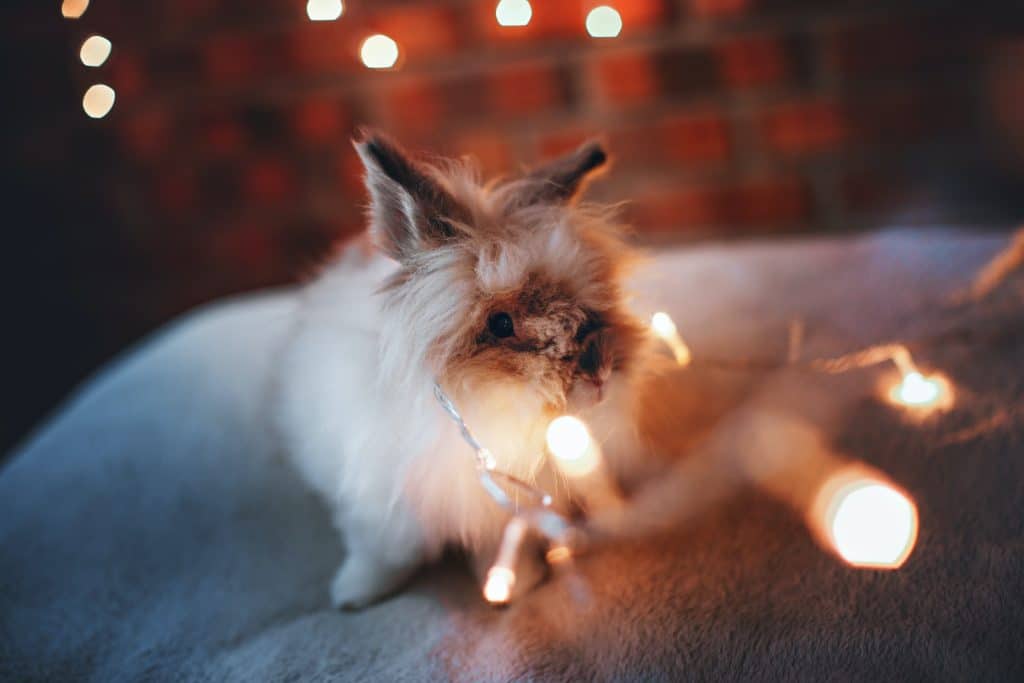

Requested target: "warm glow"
[
  {"left": 892, "top": 371, "right": 943, "bottom": 407},
  {"left": 82, "top": 84, "right": 115, "bottom": 119},
  {"left": 545, "top": 545, "right": 572, "bottom": 564},
  {"left": 546, "top": 415, "right": 600, "bottom": 477},
  {"left": 495, "top": 0, "right": 532, "bottom": 27},
  {"left": 483, "top": 567, "right": 515, "bottom": 604},
  {"left": 61, "top": 0, "right": 89, "bottom": 19},
  {"left": 306, "top": 0, "right": 343, "bottom": 22},
  {"left": 79, "top": 35, "right": 112, "bottom": 67},
  {"left": 651, "top": 312, "right": 692, "bottom": 366},
  {"left": 360, "top": 34, "right": 399, "bottom": 69},
  {"left": 824, "top": 477, "right": 918, "bottom": 569},
  {"left": 585, "top": 6, "right": 623, "bottom": 38}
]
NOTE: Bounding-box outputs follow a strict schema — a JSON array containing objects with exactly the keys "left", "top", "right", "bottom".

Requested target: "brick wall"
[{"left": 63, "top": 1, "right": 1021, "bottom": 307}]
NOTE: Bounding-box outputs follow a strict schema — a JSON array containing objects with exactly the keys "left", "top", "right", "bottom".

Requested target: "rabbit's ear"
[
  {"left": 354, "top": 130, "right": 469, "bottom": 262},
  {"left": 516, "top": 141, "right": 609, "bottom": 207}
]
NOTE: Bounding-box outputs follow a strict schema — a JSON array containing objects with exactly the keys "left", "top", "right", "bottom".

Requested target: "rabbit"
[{"left": 273, "top": 131, "right": 651, "bottom": 608}]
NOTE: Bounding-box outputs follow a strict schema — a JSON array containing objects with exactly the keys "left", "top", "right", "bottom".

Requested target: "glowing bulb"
[
  {"left": 61, "top": 0, "right": 89, "bottom": 19},
  {"left": 827, "top": 479, "right": 918, "bottom": 568},
  {"left": 79, "top": 35, "right": 112, "bottom": 67},
  {"left": 586, "top": 6, "right": 622, "bottom": 38},
  {"left": 360, "top": 34, "right": 399, "bottom": 69},
  {"left": 546, "top": 415, "right": 599, "bottom": 477},
  {"left": 82, "top": 84, "right": 115, "bottom": 119},
  {"left": 306, "top": 0, "right": 343, "bottom": 22},
  {"left": 894, "top": 371, "right": 941, "bottom": 406},
  {"left": 545, "top": 545, "right": 572, "bottom": 564},
  {"left": 495, "top": 0, "right": 532, "bottom": 27},
  {"left": 651, "top": 312, "right": 691, "bottom": 366},
  {"left": 483, "top": 567, "right": 515, "bottom": 604}
]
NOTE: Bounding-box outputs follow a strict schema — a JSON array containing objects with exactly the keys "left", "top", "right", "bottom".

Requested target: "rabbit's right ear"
[{"left": 354, "top": 130, "right": 469, "bottom": 262}]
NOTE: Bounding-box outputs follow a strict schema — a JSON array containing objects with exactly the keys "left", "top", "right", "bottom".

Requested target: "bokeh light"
[
  {"left": 82, "top": 84, "right": 116, "bottom": 119},
  {"left": 820, "top": 476, "right": 918, "bottom": 569},
  {"left": 651, "top": 311, "right": 692, "bottom": 366},
  {"left": 546, "top": 415, "right": 599, "bottom": 476},
  {"left": 585, "top": 6, "right": 623, "bottom": 38},
  {"left": 306, "top": 0, "right": 343, "bottom": 22},
  {"left": 891, "top": 371, "right": 947, "bottom": 408},
  {"left": 79, "top": 35, "right": 112, "bottom": 68},
  {"left": 495, "top": 0, "right": 532, "bottom": 27},
  {"left": 483, "top": 567, "right": 514, "bottom": 604},
  {"left": 61, "top": 0, "right": 89, "bottom": 19},
  {"left": 360, "top": 34, "right": 399, "bottom": 69}
]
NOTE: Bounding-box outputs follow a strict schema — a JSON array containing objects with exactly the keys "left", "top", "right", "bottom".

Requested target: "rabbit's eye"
[{"left": 487, "top": 312, "right": 515, "bottom": 338}]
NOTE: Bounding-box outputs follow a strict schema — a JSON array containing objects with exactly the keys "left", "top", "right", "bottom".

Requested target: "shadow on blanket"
[{"left": 1, "top": 229, "right": 1023, "bottom": 682}]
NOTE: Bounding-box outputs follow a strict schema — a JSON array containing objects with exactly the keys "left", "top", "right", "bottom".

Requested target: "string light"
[
  {"left": 306, "top": 0, "right": 343, "bottom": 22},
  {"left": 495, "top": 0, "right": 532, "bottom": 27},
  {"left": 585, "top": 6, "right": 623, "bottom": 38},
  {"left": 815, "top": 471, "right": 918, "bottom": 569},
  {"left": 483, "top": 516, "right": 529, "bottom": 604},
  {"left": 651, "top": 312, "right": 691, "bottom": 366},
  {"left": 61, "top": 0, "right": 89, "bottom": 19},
  {"left": 360, "top": 34, "right": 399, "bottom": 69},
  {"left": 82, "top": 84, "right": 116, "bottom": 119},
  {"left": 79, "top": 35, "right": 112, "bottom": 68},
  {"left": 885, "top": 347, "right": 951, "bottom": 411},
  {"left": 546, "top": 415, "right": 599, "bottom": 477}
]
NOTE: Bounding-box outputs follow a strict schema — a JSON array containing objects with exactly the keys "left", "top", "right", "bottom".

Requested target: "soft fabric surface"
[{"left": 2, "top": 229, "right": 1023, "bottom": 682}]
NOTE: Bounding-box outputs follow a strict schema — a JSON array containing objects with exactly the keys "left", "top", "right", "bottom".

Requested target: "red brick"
[
  {"left": 716, "top": 35, "right": 787, "bottom": 88},
  {"left": 688, "top": 0, "right": 750, "bottom": 19},
  {"left": 631, "top": 175, "right": 809, "bottom": 232},
  {"left": 243, "top": 159, "right": 295, "bottom": 204},
  {"left": 289, "top": 22, "right": 355, "bottom": 73},
  {"left": 367, "top": 5, "right": 461, "bottom": 62},
  {"left": 203, "top": 116, "right": 246, "bottom": 157},
  {"left": 760, "top": 99, "right": 848, "bottom": 155},
  {"left": 202, "top": 34, "right": 257, "bottom": 84},
  {"left": 448, "top": 131, "right": 514, "bottom": 175},
  {"left": 292, "top": 99, "right": 348, "bottom": 144},
  {"left": 120, "top": 109, "right": 170, "bottom": 161},
  {"left": 825, "top": 16, "right": 979, "bottom": 80},
  {"left": 378, "top": 82, "right": 446, "bottom": 134},
  {"left": 591, "top": 51, "right": 660, "bottom": 103},
  {"left": 155, "top": 172, "right": 197, "bottom": 215},
  {"left": 656, "top": 112, "right": 732, "bottom": 163},
  {"left": 489, "top": 64, "right": 565, "bottom": 117}
]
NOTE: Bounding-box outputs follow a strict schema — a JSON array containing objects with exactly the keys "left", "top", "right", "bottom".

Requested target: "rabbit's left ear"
[{"left": 517, "top": 141, "right": 608, "bottom": 206}]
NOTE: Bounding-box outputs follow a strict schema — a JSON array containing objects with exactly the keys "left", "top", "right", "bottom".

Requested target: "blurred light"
[
  {"left": 360, "top": 34, "right": 399, "bottom": 69},
  {"left": 825, "top": 478, "right": 918, "bottom": 569},
  {"left": 892, "top": 371, "right": 943, "bottom": 407},
  {"left": 546, "top": 415, "right": 599, "bottom": 477},
  {"left": 483, "top": 567, "right": 514, "bottom": 604},
  {"left": 495, "top": 0, "right": 532, "bottom": 27},
  {"left": 306, "top": 0, "right": 343, "bottom": 22},
  {"left": 545, "top": 545, "right": 572, "bottom": 564},
  {"left": 82, "top": 84, "right": 115, "bottom": 119},
  {"left": 586, "top": 5, "right": 622, "bottom": 38},
  {"left": 651, "top": 311, "right": 691, "bottom": 366},
  {"left": 79, "top": 35, "right": 112, "bottom": 67},
  {"left": 61, "top": 0, "right": 89, "bottom": 19}
]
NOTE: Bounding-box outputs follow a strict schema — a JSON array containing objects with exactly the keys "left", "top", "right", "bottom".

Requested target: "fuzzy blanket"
[{"left": 2, "top": 229, "right": 1022, "bottom": 682}]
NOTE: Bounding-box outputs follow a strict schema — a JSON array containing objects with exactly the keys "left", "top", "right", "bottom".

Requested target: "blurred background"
[{"left": 2, "top": 0, "right": 1023, "bottom": 453}]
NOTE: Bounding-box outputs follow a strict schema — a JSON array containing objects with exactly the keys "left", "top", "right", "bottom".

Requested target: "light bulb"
[
  {"left": 306, "top": 0, "right": 343, "bottom": 21},
  {"left": 61, "top": 0, "right": 89, "bottom": 19},
  {"left": 546, "top": 415, "right": 599, "bottom": 477},
  {"left": 80, "top": 35, "right": 112, "bottom": 67},
  {"left": 483, "top": 567, "right": 515, "bottom": 603},
  {"left": 360, "top": 34, "right": 399, "bottom": 69},
  {"left": 82, "top": 84, "right": 116, "bottom": 119},
  {"left": 495, "top": 0, "right": 532, "bottom": 27},
  {"left": 586, "top": 6, "right": 622, "bottom": 38},
  {"left": 825, "top": 478, "right": 918, "bottom": 569}
]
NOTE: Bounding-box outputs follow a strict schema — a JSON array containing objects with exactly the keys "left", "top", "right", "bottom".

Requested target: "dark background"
[{"left": 2, "top": 0, "right": 1023, "bottom": 454}]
